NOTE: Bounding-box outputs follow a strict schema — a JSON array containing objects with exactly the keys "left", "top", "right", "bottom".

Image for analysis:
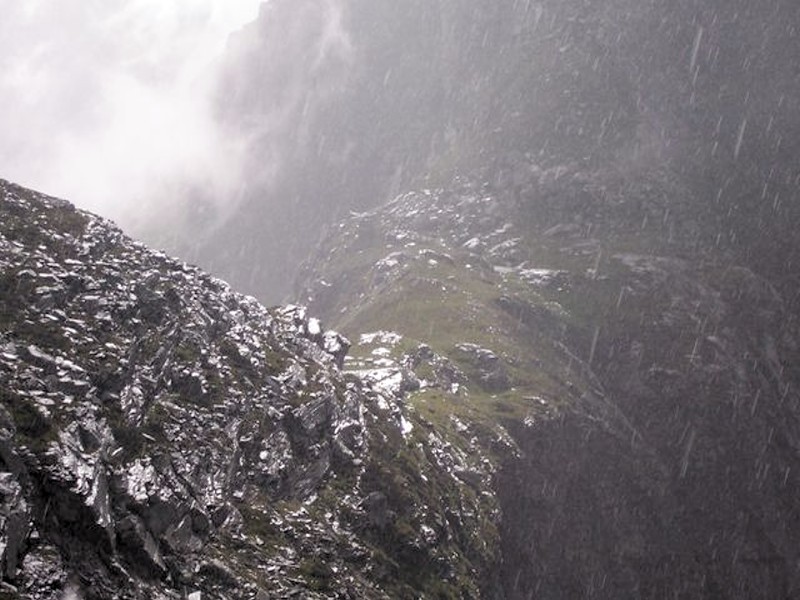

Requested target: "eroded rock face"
[
  {"left": 0, "top": 180, "right": 498, "bottom": 599},
  {"left": 295, "top": 166, "right": 800, "bottom": 599},
  {"left": 155, "top": 0, "right": 800, "bottom": 307}
]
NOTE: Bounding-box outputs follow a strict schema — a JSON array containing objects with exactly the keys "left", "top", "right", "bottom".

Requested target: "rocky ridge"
[
  {"left": 297, "top": 163, "right": 800, "bottom": 598},
  {"left": 0, "top": 180, "right": 502, "bottom": 599}
]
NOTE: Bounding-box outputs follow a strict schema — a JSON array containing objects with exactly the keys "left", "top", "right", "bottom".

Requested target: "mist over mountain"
[
  {"left": 143, "top": 0, "right": 800, "bottom": 304},
  {"left": 2, "top": 1, "right": 800, "bottom": 598},
  {"left": 0, "top": 1, "right": 261, "bottom": 228}
]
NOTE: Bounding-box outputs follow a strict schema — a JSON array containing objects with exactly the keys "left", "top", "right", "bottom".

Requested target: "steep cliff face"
[
  {"left": 151, "top": 0, "right": 800, "bottom": 304},
  {"left": 0, "top": 180, "right": 505, "bottom": 599},
  {"left": 296, "top": 162, "right": 800, "bottom": 598}
]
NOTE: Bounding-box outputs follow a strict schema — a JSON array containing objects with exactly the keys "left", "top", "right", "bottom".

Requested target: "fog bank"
[{"left": 0, "top": 0, "right": 262, "bottom": 229}]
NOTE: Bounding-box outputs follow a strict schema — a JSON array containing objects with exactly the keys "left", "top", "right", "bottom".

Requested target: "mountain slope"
[
  {"left": 0, "top": 179, "right": 504, "bottom": 599},
  {"left": 296, "top": 164, "right": 800, "bottom": 598},
  {"left": 145, "top": 0, "right": 800, "bottom": 305}
]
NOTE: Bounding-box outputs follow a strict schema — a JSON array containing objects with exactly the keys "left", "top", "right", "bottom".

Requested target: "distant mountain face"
[
  {"left": 149, "top": 0, "right": 799, "bottom": 304},
  {"left": 295, "top": 163, "right": 800, "bottom": 598},
  {"left": 0, "top": 180, "right": 508, "bottom": 599}
]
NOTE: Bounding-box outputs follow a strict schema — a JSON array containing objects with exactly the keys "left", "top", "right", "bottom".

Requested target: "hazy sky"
[{"left": 0, "top": 0, "right": 263, "bottom": 226}]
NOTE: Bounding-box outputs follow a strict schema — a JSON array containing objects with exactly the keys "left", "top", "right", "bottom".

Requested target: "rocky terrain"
[
  {"left": 2, "top": 113, "right": 800, "bottom": 600},
  {"left": 0, "top": 179, "right": 506, "bottom": 599},
  {"left": 3, "top": 2, "right": 800, "bottom": 598},
  {"left": 297, "top": 161, "right": 800, "bottom": 598}
]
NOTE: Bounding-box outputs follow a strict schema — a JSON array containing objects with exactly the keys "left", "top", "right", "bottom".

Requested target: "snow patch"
[
  {"left": 359, "top": 331, "right": 402, "bottom": 346},
  {"left": 399, "top": 415, "right": 414, "bottom": 438}
]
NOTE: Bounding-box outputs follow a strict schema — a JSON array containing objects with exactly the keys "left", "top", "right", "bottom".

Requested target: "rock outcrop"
[
  {"left": 0, "top": 180, "right": 500, "bottom": 599},
  {"left": 297, "top": 165, "right": 800, "bottom": 598}
]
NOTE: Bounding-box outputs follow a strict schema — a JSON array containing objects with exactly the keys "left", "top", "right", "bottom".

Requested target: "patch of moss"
[
  {"left": 142, "top": 402, "right": 171, "bottom": 442},
  {"left": 297, "top": 557, "right": 334, "bottom": 592},
  {"left": 47, "top": 207, "right": 88, "bottom": 239},
  {"left": 173, "top": 341, "right": 200, "bottom": 364},
  {"left": 237, "top": 503, "right": 281, "bottom": 546},
  {"left": 105, "top": 403, "right": 144, "bottom": 461},
  {"left": 2, "top": 389, "right": 55, "bottom": 451}
]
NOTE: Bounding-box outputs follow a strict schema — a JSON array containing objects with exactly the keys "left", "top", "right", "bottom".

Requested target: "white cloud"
[{"left": 0, "top": 0, "right": 262, "bottom": 226}]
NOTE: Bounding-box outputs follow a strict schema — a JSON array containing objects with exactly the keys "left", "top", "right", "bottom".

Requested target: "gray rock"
[
  {"left": 360, "top": 492, "right": 393, "bottom": 530},
  {"left": 116, "top": 515, "right": 167, "bottom": 577},
  {"left": 0, "top": 473, "right": 30, "bottom": 580}
]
